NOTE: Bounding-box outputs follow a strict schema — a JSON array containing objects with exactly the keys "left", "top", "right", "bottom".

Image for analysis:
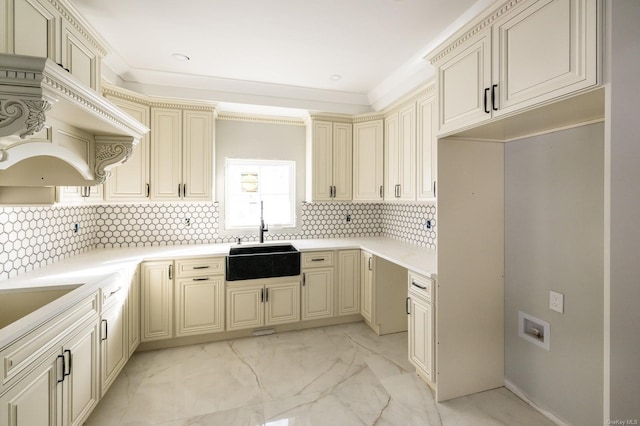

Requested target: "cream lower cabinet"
[
  {"left": 127, "top": 268, "right": 140, "bottom": 356},
  {"left": 100, "top": 299, "right": 127, "bottom": 396},
  {"left": 360, "top": 251, "right": 374, "bottom": 323},
  {"left": 141, "top": 261, "right": 174, "bottom": 342},
  {"left": 175, "top": 257, "right": 225, "bottom": 337},
  {"left": 337, "top": 250, "right": 360, "bottom": 316},
  {"left": 407, "top": 271, "right": 435, "bottom": 385},
  {"left": 0, "top": 316, "right": 100, "bottom": 426},
  {"left": 301, "top": 251, "right": 334, "bottom": 321},
  {"left": 226, "top": 279, "right": 300, "bottom": 331}
]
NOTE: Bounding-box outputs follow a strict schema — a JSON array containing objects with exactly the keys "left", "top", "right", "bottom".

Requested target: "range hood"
[{"left": 0, "top": 53, "right": 149, "bottom": 187}]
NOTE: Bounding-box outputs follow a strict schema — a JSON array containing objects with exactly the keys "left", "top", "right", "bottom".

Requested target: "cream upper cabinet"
[
  {"left": 435, "top": 27, "right": 492, "bottom": 134},
  {"left": 141, "top": 260, "right": 174, "bottom": 342},
  {"left": 2, "top": 0, "right": 106, "bottom": 92},
  {"left": 308, "top": 119, "right": 353, "bottom": 201},
  {"left": 491, "top": 0, "right": 598, "bottom": 117},
  {"left": 151, "top": 106, "right": 214, "bottom": 201},
  {"left": 337, "top": 250, "right": 360, "bottom": 316},
  {"left": 416, "top": 92, "right": 437, "bottom": 200},
  {"left": 104, "top": 90, "right": 151, "bottom": 202},
  {"left": 385, "top": 103, "right": 416, "bottom": 201},
  {"left": 174, "top": 257, "right": 225, "bottom": 337},
  {"left": 353, "top": 118, "right": 384, "bottom": 202},
  {"left": 430, "top": 0, "right": 598, "bottom": 135}
]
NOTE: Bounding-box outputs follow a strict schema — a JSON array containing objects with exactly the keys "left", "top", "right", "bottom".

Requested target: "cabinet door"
[
  {"left": 332, "top": 122, "right": 352, "bottom": 200},
  {"left": 60, "top": 20, "right": 100, "bottom": 91},
  {"left": 408, "top": 296, "right": 434, "bottom": 383},
  {"left": 104, "top": 96, "right": 150, "bottom": 201},
  {"left": 353, "top": 120, "right": 384, "bottom": 201},
  {"left": 438, "top": 27, "right": 492, "bottom": 134},
  {"left": 337, "top": 250, "right": 360, "bottom": 316},
  {"left": 64, "top": 321, "right": 99, "bottom": 426},
  {"left": 311, "top": 120, "right": 333, "bottom": 201},
  {"left": 0, "top": 350, "right": 58, "bottom": 426},
  {"left": 127, "top": 268, "right": 140, "bottom": 356},
  {"left": 492, "top": 0, "right": 597, "bottom": 116},
  {"left": 182, "top": 110, "right": 213, "bottom": 201},
  {"left": 141, "top": 261, "right": 173, "bottom": 341},
  {"left": 301, "top": 268, "right": 334, "bottom": 320},
  {"left": 151, "top": 108, "right": 182, "bottom": 200},
  {"left": 265, "top": 281, "right": 300, "bottom": 326},
  {"left": 384, "top": 113, "right": 399, "bottom": 200},
  {"left": 100, "top": 302, "right": 127, "bottom": 396},
  {"left": 360, "top": 252, "right": 373, "bottom": 323},
  {"left": 398, "top": 103, "right": 416, "bottom": 201},
  {"left": 175, "top": 276, "right": 224, "bottom": 336},
  {"left": 226, "top": 284, "right": 264, "bottom": 331},
  {"left": 6, "top": 0, "right": 59, "bottom": 61},
  {"left": 417, "top": 94, "right": 437, "bottom": 200}
]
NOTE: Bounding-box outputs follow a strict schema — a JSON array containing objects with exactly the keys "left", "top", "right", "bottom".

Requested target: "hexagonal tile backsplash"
[{"left": 0, "top": 202, "right": 436, "bottom": 281}]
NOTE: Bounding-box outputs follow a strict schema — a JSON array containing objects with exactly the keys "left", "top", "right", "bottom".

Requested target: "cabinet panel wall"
[
  {"left": 8, "top": 0, "right": 58, "bottom": 60},
  {"left": 182, "top": 110, "right": 213, "bottom": 200},
  {"left": 417, "top": 94, "right": 437, "bottom": 200},
  {"left": 337, "top": 250, "right": 360, "bottom": 316}
]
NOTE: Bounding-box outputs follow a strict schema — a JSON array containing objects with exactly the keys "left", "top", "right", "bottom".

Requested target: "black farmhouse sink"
[{"left": 226, "top": 244, "right": 301, "bottom": 281}]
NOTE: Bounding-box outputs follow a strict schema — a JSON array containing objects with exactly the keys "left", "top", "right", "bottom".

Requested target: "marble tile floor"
[{"left": 85, "top": 322, "right": 553, "bottom": 426}]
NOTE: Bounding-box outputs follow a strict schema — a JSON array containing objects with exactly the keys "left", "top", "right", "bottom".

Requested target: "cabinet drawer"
[
  {"left": 175, "top": 257, "right": 225, "bottom": 277},
  {"left": 101, "top": 277, "right": 127, "bottom": 308},
  {"left": 408, "top": 271, "right": 434, "bottom": 303},
  {"left": 301, "top": 251, "right": 334, "bottom": 268},
  {"left": 1, "top": 292, "right": 99, "bottom": 391}
]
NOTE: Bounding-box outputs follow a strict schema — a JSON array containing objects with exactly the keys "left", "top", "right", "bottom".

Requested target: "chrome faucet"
[{"left": 259, "top": 201, "right": 268, "bottom": 243}]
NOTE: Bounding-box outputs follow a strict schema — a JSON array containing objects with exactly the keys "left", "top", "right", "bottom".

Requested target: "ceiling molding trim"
[
  {"left": 53, "top": 0, "right": 109, "bottom": 56},
  {"left": 352, "top": 112, "right": 385, "bottom": 123},
  {"left": 216, "top": 111, "right": 305, "bottom": 126},
  {"left": 427, "top": 0, "right": 525, "bottom": 64}
]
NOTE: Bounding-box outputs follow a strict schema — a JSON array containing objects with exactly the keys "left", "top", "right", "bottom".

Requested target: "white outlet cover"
[{"left": 549, "top": 290, "right": 564, "bottom": 313}]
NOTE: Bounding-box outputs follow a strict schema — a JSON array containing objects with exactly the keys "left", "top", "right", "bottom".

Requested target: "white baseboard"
[{"left": 504, "top": 379, "right": 571, "bottom": 426}]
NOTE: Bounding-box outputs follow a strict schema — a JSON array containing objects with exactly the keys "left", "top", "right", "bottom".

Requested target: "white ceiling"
[{"left": 70, "top": 0, "right": 491, "bottom": 114}]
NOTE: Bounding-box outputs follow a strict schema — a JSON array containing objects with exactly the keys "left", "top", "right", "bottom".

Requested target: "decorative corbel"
[{"left": 94, "top": 135, "right": 137, "bottom": 184}]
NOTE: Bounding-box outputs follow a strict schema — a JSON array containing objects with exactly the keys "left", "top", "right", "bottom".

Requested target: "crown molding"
[
  {"left": 52, "top": 0, "right": 109, "bottom": 56},
  {"left": 216, "top": 111, "right": 305, "bottom": 126},
  {"left": 426, "top": 0, "right": 525, "bottom": 64}
]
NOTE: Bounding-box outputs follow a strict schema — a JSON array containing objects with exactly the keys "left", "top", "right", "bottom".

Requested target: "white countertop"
[{"left": 0, "top": 237, "right": 436, "bottom": 348}]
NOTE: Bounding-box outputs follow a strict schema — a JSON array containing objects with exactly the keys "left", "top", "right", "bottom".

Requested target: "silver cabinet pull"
[
  {"left": 193, "top": 277, "right": 210, "bottom": 281},
  {"left": 265, "top": 288, "right": 269, "bottom": 302},
  {"left": 411, "top": 281, "right": 427, "bottom": 290},
  {"left": 368, "top": 257, "right": 372, "bottom": 271},
  {"left": 302, "top": 273, "right": 306, "bottom": 286},
  {"left": 101, "top": 319, "right": 108, "bottom": 341},
  {"left": 260, "top": 288, "right": 265, "bottom": 302},
  {"left": 146, "top": 183, "right": 150, "bottom": 198},
  {"left": 379, "top": 185, "right": 383, "bottom": 198},
  {"left": 433, "top": 181, "right": 436, "bottom": 197},
  {"left": 193, "top": 266, "right": 210, "bottom": 270},
  {"left": 311, "top": 258, "right": 325, "bottom": 262},
  {"left": 183, "top": 184, "right": 187, "bottom": 197},
  {"left": 168, "top": 264, "right": 173, "bottom": 280},
  {"left": 178, "top": 184, "right": 182, "bottom": 197},
  {"left": 406, "top": 297, "right": 411, "bottom": 315}
]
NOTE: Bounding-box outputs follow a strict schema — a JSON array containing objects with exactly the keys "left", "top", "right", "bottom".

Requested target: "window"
[{"left": 225, "top": 158, "right": 296, "bottom": 229}]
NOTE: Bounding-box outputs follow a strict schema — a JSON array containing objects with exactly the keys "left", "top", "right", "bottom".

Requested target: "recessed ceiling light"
[
  {"left": 172, "top": 53, "right": 191, "bottom": 62},
  {"left": 330, "top": 74, "right": 342, "bottom": 81}
]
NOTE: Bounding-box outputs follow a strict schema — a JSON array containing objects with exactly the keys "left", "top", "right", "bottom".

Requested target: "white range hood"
[{"left": 0, "top": 53, "right": 149, "bottom": 188}]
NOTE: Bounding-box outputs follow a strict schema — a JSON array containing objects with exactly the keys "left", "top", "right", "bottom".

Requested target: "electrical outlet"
[
  {"left": 185, "top": 218, "right": 191, "bottom": 227},
  {"left": 73, "top": 223, "right": 79, "bottom": 234},
  {"left": 346, "top": 214, "right": 352, "bottom": 223},
  {"left": 426, "top": 219, "right": 433, "bottom": 229},
  {"left": 549, "top": 290, "right": 564, "bottom": 313}
]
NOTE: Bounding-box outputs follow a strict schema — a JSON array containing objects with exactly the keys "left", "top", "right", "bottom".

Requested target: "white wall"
[
  {"left": 605, "top": 0, "right": 640, "bottom": 421},
  {"left": 505, "top": 123, "right": 604, "bottom": 425},
  {"left": 215, "top": 119, "right": 306, "bottom": 236}
]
